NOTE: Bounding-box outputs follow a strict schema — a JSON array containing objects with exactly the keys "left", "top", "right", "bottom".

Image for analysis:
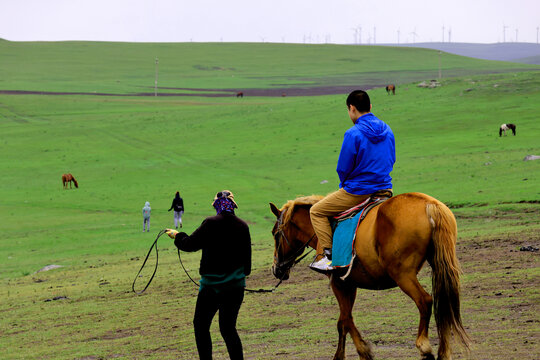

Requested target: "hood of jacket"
[{"left": 355, "top": 113, "right": 391, "bottom": 144}]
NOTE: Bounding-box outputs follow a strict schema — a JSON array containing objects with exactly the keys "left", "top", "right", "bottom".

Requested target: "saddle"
[{"left": 331, "top": 190, "right": 392, "bottom": 279}]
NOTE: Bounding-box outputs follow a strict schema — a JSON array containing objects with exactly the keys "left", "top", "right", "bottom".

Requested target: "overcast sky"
[{"left": 1, "top": 0, "right": 539, "bottom": 44}]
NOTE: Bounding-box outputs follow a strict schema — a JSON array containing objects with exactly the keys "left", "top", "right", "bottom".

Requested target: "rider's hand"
[{"left": 165, "top": 229, "right": 179, "bottom": 239}]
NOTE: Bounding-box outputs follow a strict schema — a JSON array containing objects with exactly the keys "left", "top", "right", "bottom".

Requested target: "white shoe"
[{"left": 309, "top": 256, "right": 333, "bottom": 273}]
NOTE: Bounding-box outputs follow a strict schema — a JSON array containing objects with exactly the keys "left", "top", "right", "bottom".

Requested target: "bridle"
[{"left": 273, "top": 210, "right": 316, "bottom": 272}]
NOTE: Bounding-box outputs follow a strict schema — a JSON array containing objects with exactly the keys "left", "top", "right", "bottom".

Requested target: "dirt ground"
[{"left": 0, "top": 85, "right": 385, "bottom": 98}]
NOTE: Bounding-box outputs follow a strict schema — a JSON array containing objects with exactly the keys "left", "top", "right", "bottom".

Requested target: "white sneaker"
[{"left": 309, "top": 256, "right": 333, "bottom": 273}]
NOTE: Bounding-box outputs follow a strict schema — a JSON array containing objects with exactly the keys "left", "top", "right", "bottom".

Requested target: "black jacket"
[
  {"left": 174, "top": 212, "right": 251, "bottom": 277},
  {"left": 169, "top": 197, "right": 184, "bottom": 212}
]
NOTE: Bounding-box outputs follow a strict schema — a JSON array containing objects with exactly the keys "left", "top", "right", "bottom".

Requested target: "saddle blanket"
[{"left": 331, "top": 197, "right": 388, "bottom": 271}]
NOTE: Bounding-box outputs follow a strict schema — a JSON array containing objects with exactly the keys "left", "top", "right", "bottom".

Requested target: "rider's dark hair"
[{"left": 346, "top": 90, "right": 371, "bottom": 113}]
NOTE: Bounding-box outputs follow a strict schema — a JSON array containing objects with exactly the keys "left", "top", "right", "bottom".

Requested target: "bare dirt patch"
[{"left": 0, "top": 84, "right": 384, "bottom": 98}]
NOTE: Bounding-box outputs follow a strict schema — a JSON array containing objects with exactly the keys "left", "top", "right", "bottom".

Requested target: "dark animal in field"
[
  {"left": 499, "top": 123, "right": 516, "bottom": 136},
  {"left": 62, "top": 173, "right": 78, "bottom": 189},
  {"left": 236, "top": 92, "right": 244, "bottom": 98},
  {"left": 386, "top": 84, "right": 396, "bottom": 95},
  {"left": 270, "top": 193, "right": 469, "bottom": 360}
]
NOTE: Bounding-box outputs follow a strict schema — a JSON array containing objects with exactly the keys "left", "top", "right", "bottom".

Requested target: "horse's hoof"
[{"left": 422, "top": 354, "right": 436, "bottom": 360}]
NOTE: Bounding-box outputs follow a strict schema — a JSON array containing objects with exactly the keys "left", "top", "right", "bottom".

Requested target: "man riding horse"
[{"left": 309, "top": 90, "right": 395, "bottom": 272}]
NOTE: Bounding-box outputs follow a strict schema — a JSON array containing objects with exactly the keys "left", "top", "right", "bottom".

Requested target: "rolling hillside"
[{"left": 388, "top": 42, "right": 540, "bottom": 64}]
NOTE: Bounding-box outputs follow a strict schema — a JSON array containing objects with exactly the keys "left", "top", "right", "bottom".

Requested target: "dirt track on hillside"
[{"left": 0, "top": 85, "right": 384, "bottom": 98}]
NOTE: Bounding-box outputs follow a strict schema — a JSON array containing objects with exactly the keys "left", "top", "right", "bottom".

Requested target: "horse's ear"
[{"left": 269, "top": 203, "right": 281, "bottom": 218}]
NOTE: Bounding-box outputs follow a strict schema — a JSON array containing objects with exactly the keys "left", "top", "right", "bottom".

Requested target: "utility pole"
[
  {"left": 154, "top": 57, "right": 158, "bottom": 97},
  {"left": 438, "top": 51, "right": 442, "bottom": 79}
]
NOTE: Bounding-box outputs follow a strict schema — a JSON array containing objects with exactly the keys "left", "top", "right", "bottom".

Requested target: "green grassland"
[
  {"left": 0, "top": 41, "right": 539, "bottom": 359},
  {"left": 1, "top": 40, "right": 538, "bottom": 93}
]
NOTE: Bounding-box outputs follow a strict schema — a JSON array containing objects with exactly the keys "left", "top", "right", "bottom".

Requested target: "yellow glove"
[{"left": 165, "top": 229, "right": 179, "bottom": 239}]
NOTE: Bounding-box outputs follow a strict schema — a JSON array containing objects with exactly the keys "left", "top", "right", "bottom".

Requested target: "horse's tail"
[
  {"left": 426, "top": 201, "right": 470, "bottom": 354},
  {"left": 72, "top": 177, "right": 78, "bottom": 188}
]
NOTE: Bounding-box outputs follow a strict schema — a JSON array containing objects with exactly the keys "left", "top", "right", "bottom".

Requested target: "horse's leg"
[
  {"left": 330, "top": 275, "right": 373, "bottom": 360},
  {"left": 392, "top": 273, "right": 435, "bottom": 360}
]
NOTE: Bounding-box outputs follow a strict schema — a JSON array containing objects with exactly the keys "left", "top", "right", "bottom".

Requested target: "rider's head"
[{"left": 346, "top": 90, "right": 371, "bottom": 113}]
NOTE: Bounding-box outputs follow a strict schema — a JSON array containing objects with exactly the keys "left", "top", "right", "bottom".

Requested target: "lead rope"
[
  {"left": 132, "top": 229, "right": 167, "bottom": 295},
  {"left": 132, "top": 229, "right": 301, "bottom": 295}
]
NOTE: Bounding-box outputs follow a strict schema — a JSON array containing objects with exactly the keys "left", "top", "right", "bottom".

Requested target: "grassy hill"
[
  {"left": 388, "top": 42, "right": 540, "bottom": 64},
  {"left": 0, "top": 42, "right": 539, "bottom": 359},
  {"left": 1, "top": 40, "right": 538, "bottom": 94}
]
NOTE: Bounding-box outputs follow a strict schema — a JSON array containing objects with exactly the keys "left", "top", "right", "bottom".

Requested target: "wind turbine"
[
  {"left": 410, "top": 28, "right": 418, "bottom": 43},
  {"left": 442, "top": 25, "right": 445, "bottom": 42},
  {"left": 503, "top": 25, "right": 508, "bottom": 42},
  {"left": 352, "top": 26, "right": 362, "bottom": 44},
  {"left": 397, "top": 29, "right": 401, "bottom": 44}
]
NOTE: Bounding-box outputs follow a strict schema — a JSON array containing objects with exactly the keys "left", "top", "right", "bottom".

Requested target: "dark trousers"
[{"left": 193, "top": 286, "right": 245, "bottom": 360}]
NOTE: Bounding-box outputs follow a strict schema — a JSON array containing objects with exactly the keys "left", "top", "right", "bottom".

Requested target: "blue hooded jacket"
[{"left": 336, "top": 112, "right": 395, "bottom": 195}]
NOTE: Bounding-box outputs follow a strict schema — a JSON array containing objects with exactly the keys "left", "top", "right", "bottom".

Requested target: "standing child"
[{"left": 142, "top": 201, "right": 151, "bottom": 232}]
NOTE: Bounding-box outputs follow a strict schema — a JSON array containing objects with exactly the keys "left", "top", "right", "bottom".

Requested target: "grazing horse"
[
  {"left": 62, "top": 173, "right": 78, "bottom": 189},
  {"left": 385, "top": 84, "right": 396, "bottom": 95},
  {"left": 270, "top": 193, "right": 469, "bottom": 360},
  {"left": 499, "top": 123, "right": 516, "bottom": 136},
  {"left": 236, "top": 91, "right": 244, "bottom": 98}
]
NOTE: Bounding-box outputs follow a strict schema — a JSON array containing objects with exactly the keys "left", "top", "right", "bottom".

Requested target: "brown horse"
[
  {"left": 269, "top": 192, "right": 469, "bottom": 360},
  {"left": 385, "top": 84, "right": 396, "bottom": 95},
  {"left": 62, "top": 173, "right": 78, "bottom": 189}
]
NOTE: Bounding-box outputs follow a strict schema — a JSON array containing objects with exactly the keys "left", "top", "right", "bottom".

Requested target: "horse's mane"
[{"left": 279, "top": 195, "right": 324, "bottom": 226}]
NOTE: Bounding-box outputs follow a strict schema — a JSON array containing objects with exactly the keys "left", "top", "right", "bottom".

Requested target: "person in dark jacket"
[
  {"left": 166, "top": 190, "right": 251, "bottom": 360},
  {"left": 168, "top": 191, "right": 184, "bottom": 228},
  {"left": 309, "top": 90, "right": 396, "bottom": 273}
]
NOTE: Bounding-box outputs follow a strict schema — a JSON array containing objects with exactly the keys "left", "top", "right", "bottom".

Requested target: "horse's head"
[{"left": 269, "top": 199, "right": 319, "bottom": 281}]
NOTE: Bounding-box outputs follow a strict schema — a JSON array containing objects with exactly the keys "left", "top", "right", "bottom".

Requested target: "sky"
[{"left": 1, "top": 0, "right": 539, "bottom": 45}]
